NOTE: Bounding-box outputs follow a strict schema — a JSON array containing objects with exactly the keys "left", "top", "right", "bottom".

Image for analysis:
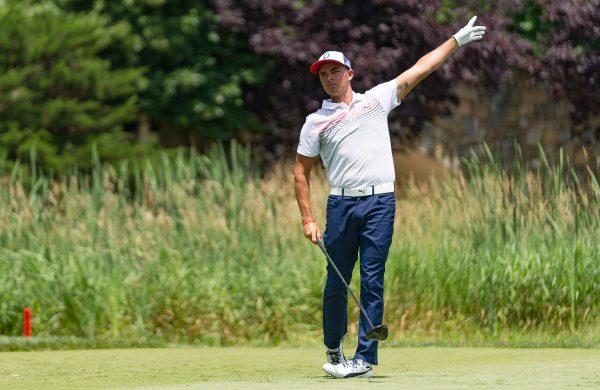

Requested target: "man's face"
[{"left": 318, "top": 63, "right": 353, "bottom": 98}]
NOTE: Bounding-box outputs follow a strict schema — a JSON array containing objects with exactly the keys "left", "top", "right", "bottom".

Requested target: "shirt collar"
[{"left": 321, "top": 91, "right": 364, "bottom": 110}]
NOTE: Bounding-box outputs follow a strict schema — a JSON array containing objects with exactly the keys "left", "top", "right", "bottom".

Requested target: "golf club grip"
[{"left": 316, "top": 238, "right": 376, "bottom": 329}]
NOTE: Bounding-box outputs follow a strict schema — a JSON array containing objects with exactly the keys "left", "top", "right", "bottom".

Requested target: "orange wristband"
[{"left": 302, "top": 217, "right": 316, "bottom": 225}]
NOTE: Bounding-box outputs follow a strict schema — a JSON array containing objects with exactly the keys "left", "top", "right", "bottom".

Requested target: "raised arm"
[{"left": 395, "top": 16, "right": 486, "bottom": 101}]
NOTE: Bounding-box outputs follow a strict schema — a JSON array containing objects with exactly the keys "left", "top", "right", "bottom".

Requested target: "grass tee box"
[{"left": 1, "top": 347, "right": 599, "bottom": 389}]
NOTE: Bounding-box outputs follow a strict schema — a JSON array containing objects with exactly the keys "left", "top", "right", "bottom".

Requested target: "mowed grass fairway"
[{"left": 1, "top": 347, "right": 599, "bottom": 389}]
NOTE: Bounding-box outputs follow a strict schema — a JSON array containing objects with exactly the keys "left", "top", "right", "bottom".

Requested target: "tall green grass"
[
  {"left": 386, "top": 145, "right": 599, "bottom": 341},
  {"left": 0, "top": 143, "right": 598, "bottom": 344}
]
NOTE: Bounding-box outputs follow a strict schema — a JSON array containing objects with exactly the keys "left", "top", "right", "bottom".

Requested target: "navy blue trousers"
[{"left": 322, "top": 192, "right": 395, "bottom": 365}]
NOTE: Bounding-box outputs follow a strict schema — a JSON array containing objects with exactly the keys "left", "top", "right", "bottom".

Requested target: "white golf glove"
[{"left": 453, "top": 16, "right": 486, "bottom": 46}]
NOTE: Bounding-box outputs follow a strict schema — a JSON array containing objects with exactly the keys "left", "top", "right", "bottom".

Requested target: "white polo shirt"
[{"left": 297, "top": 80, "right": 400, "bottom": 189}]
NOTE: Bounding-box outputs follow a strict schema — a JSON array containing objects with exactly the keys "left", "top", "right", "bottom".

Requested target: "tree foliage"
[
  {"left": 524, "top": 0, "right": 600, "bottom": 127},
  {"left": 3, "top": 0, "right": 596, "bottom": 169},
  {"left": 54, "top": 0, "right": 270, "bottom": 144},
  {"left": 0, "top": 1, "right": 151, "bottom": 173},
  {"left": 216, "top": 0, "right": 599, "bottom": 153},
  {"left": 215, "top": 0, "right": 527, "bottom": 151}
]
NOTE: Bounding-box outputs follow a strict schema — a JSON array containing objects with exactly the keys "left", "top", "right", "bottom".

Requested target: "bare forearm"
[
  {"left": 396, "top": 17, "right": 486, "bottom": 100},
  {"left": 294, "top": 174, "right": 314, "bottom": 219},
  {"left": 294, "top": 154, "right": 321, "bottom": 243},
  {"left": 396, "top": 38, "right": 458, "bottom": 100},
  {"left": 415, "top": 38, "right": 458, "bottom": 76}
]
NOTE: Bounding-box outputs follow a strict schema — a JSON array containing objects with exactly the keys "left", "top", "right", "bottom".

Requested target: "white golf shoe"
[
  {"left": 324, "top": 358, "right": 373, "bottom": 379},
  {"left": 322, "top": 342, "right": 347, "bottom": 376}
]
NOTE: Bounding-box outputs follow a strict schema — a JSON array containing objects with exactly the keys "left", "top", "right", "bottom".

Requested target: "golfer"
[{"left": 294, "top": 16, "right": 486, "bottom": 378}]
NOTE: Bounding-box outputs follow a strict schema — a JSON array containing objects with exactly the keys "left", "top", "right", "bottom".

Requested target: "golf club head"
[{"left": 366, "top": 325, "right": 388, "bottom": 341}]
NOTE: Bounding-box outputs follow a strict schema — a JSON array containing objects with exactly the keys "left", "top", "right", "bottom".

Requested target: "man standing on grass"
[{"left": 294, "top": 16, "right": 486, "bottom": 378}]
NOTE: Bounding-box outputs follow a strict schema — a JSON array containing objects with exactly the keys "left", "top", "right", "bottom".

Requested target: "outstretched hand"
[{"left": 453, "top": 16, "right": 487, "bottom": 47}]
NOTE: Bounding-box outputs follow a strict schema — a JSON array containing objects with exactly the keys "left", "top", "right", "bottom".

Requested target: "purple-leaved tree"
[{"left": 216, "top": 0, "right": 599, "bottom": 158}]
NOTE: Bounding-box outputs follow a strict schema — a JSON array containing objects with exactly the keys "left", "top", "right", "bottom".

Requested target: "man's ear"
[{"left": 347, "top": 69, "right": 354, "bottom": 81}]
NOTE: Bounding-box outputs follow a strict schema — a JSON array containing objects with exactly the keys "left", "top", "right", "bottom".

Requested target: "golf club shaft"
[{"left": 316, "top": 238, "right": 376, "bottom": 330}]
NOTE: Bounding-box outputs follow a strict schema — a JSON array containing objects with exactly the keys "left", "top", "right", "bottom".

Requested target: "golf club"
[{"left": 316, "top": 238, "right": 388, "bottom": 341}]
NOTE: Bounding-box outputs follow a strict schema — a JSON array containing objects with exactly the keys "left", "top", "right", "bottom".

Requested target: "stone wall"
[{"left": 408, "top": 82, "right": 600, "bottom": 174}]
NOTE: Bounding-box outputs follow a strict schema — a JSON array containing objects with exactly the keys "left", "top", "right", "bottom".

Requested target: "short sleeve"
[
  {"left": 366, "top": 80, "right": 401, "bottom": 116},
  {"left": 297, "top": 116, "right": 320, "bottom": 157}
]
